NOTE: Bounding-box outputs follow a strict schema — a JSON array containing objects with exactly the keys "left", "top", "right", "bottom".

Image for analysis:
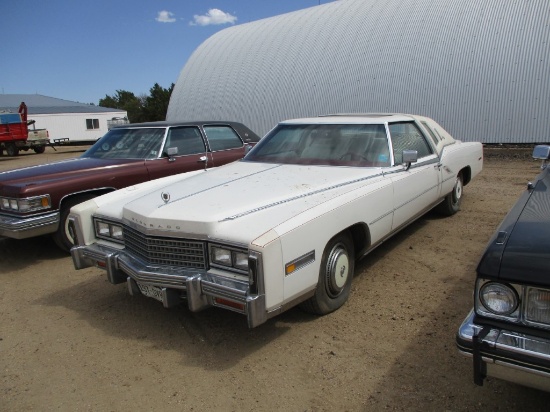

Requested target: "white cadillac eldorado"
[{"left": 70, "top": 114, "right": 483, "bottom": 327}]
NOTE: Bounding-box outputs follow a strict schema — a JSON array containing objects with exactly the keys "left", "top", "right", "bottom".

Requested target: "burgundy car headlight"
[{"left": 0, "top": 195, "right": 51, "bottom": 212}]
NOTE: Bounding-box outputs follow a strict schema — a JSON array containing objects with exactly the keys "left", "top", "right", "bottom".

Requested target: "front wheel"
[
  {"left": 33, "top": 145, "right": 46, "bottom": 154},
  {"left": 300, "top": 232, "right": 355, "bottom": 315},
  {"left": 436, "top": 173, "right": 463, "bottom": 216},
  {"left": 52, "top": 195, "right": 95, "bottom": 252}
]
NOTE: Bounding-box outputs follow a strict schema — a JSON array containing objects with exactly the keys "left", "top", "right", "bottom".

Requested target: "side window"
[
  {"left": 388, "top": 122, "right": 433, "bottom": 164},
  {"left": 86, "top": 119, "right": 100, "bottom": 130},
  {"left": 204, "top": 126, "right": 243, "bottom": 151},
  {"left": 420, "top": 121, "right": 439, "bottom": 146},
  {"left": 165, "top": 127, "right": 206, "bottom": 156}
]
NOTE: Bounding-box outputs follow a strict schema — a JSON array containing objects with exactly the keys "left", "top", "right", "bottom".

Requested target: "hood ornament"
[{"left": 161, "top": 192, "right": 170, "bottom": 204}]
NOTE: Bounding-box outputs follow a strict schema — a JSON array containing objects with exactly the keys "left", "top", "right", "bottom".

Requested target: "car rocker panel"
[{"left": 71, "top": 114, "right": 483, "bottom": 327}]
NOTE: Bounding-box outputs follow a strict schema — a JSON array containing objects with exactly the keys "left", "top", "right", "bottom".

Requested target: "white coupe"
[{"left": 70, "top": 114, "right": 483, "bottom": 327}]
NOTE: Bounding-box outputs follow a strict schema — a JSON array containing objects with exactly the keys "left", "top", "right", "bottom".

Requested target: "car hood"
[
  {"left": 478, "top": 168, "right": 550, "bottom": 285},
  {"left": 116, "top": 161, "right": 385, "bottom": 245},
  {"left": 0, "top": 157, "right": 143, "bottom": 195}
]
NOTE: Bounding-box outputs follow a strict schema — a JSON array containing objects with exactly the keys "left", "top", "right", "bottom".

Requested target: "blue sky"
[{"left": 1, "top": 1, "right": 332, "bottom": 105}]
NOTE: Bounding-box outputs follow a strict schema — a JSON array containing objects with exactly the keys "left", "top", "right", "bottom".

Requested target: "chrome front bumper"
[
  {"left": 0, "top": 211, "right": 59, "bottom": 239},
  {"left": 456, "top": 309, "right": 550, "bottom": 392},
  {"left": 71, "top": 243, "right": 268, "bottom": 328}
]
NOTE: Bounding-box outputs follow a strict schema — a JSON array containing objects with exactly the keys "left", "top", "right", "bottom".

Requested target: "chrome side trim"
[
  {"left": 393, "top": 180, "right": 441, "bottom": 211},
  {"left": 221, "top": 171, "right": 387, "bottom": 221},
  {"left": 362, "top": 197, "right": 444, "bottom": 258},
  {"left": 285, "top": 250, "right": 315, "bottom": 276},
  {"left": 221, "top": 158, "right": 441, "bottom": 222}
]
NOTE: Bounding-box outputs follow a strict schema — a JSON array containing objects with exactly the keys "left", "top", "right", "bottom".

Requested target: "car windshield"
[
  {"left": 244, "top": 124, "right": 391, "bottom": 167},
  {"left": 82, "top": 128, "right": 167, "bottom": 160}
]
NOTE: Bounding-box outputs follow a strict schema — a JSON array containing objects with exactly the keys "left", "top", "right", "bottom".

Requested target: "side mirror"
[
  {"left": 166, "top": 147, "right": 178, "bottom": 162},
  {"left": 533, "top": 145, "right": 550, "bottom": 169},
  {"left": 533, "top": 145, "right": 550, "bottom": 160},
  {"left": 402, "top": 150, "right": 418, "bottom": 171}
]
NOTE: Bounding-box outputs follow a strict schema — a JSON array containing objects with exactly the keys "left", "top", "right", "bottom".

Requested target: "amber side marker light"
[
  {"left": 215, "top": 298, "right": 245, "bottom": 311},
  {"left": 285, "top": 263, "right": 296, "bottom": 275}
]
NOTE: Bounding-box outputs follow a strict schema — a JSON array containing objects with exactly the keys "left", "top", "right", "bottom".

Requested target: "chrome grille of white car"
[{"left": 123, "top": 225, "right": 207, "bottom": 269}]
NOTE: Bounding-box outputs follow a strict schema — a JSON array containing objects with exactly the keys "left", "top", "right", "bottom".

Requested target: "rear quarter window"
[
  {"left": 204, "top": 126, "right": 243, "bottom": 151},
  {"left": 420, "top": 121, "right": 440, "bottom": 146}
]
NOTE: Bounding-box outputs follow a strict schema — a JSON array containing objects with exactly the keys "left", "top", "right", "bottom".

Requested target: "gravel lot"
[{"left": 1, "top": 145, "right": 549, "bottom": 411}]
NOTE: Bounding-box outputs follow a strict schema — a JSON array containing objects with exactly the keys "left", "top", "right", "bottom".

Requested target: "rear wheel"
[
  {"left": 436, "top": 172, "right": 463, "bottom": 216},
  {"left": 52, "top": 194, "right": 95, "bottom": 252},
  {"left": 6, "top": 143, "right": 18, "bottom": 156},
  {"left": 301, "top": 232, "right": 355, "bottom": 315}
]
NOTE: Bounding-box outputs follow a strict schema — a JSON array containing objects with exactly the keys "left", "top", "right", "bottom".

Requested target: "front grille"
[{"left": 123, "top": 225, "right": 207, "bottom": 269}]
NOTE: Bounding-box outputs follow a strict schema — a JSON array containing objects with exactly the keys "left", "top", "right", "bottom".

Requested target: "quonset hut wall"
[{"left": 167, "top": 0, "right": 550, "bottom": 144}]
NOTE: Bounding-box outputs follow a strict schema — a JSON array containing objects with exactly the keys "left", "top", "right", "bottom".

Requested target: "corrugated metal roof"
[
  {"left": 167, "top": 0, "right": 550, "bottom": 144},
  {"left": 0, "top": 94, "right": 123, "bottom": 115}
]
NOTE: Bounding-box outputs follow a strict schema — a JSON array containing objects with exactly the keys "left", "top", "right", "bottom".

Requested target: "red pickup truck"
[{"left": 0, "top": 102, "right": 49, "bottom": 156}]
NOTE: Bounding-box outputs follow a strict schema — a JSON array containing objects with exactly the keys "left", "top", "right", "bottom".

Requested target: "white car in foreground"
[{"left": 70, "top": 114, "right": 483, "bottom": 327}]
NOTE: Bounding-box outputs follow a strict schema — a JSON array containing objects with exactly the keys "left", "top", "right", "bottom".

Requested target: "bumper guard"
[
  {"left": 71, "top": 243, "right": 268, "bottom": 328},
  {"left": 457, "top": 309, "right": 550, "bottom": 391}
]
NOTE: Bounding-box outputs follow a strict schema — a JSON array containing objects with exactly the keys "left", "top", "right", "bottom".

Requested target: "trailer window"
[{"left": 86, "top": 119, "right": 100, "bottom": 130}]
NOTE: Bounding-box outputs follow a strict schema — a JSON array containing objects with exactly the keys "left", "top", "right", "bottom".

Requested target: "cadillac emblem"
[{"left": 161, "top": 192, "right": 170, "bottom": 204}]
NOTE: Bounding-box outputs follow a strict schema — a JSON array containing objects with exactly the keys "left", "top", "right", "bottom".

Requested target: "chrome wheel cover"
[
  {"left": 325, "top": 243, "right": 350, "bottom": 298},
  {"left": 453, "top": 177, "right": 463, "bottom": 204}
]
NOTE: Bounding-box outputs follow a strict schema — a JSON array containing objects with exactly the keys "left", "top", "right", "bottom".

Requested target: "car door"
[
  {"left": 145, "top": 126, "right": 212, "bottom": 180},
  {"left": 203, "top": 125, "right": 248, "bottom": 166},
  {"left": 388, "top": 121, "right": 441, "bottom": 230}
]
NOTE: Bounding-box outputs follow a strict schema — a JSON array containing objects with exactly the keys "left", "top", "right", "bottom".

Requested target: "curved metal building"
[{"left": 167, "top": 0, "right": 549, "bottom": 143}]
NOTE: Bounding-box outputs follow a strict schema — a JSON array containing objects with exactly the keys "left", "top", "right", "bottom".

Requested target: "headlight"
[
  {"left": 210, "top": 244, "right": 249, "bottom": 273},
  {"left": 476, "top": 279, "right": 550, "bottom": 329},
  {"left": 479, "top": 282, "right": 519, "bottom": 316},
  {"left": 525, "top": 288, "right": 550, "bottom": 325},
  {"left": 233, "top": 251, "right": 249, "bottom": 271},
  {"left": 94, "top": 218, "right": 124, "bottom": 243},
  {"left": 0, "top": 195, "right": 51, "bottom": 212}
]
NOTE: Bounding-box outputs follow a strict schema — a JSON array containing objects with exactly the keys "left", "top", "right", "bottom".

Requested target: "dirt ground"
[{"left": 1, "top": 145, "right": 549, "bottom": 411}]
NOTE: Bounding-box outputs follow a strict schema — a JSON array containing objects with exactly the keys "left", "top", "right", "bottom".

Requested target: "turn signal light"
[{"left": 214, "top": 298, "right": 245, "bottom": 311}]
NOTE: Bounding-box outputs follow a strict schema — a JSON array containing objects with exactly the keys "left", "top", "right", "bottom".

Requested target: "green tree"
[
  {"left": 142, "top": 83, "right": 174, "bottom": 122},
  {"left": 99, "top": 83, "right": 174, "bottom": 123},
  {"left": 99, "top": 90, "right": 143, "bottom": 123}
]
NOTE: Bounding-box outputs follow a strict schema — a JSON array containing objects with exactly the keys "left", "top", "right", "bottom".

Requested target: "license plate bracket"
[{"left": 137, "top": 282, "right": 163, "bottom": 303}]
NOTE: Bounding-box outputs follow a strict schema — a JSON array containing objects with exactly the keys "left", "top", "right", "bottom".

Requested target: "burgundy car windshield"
[
  {"left": 244, "top": 124, "right": 391, "bottom": 167},
  {"left": 82, "top": 128, "right": 166, "bottom": 160}
]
